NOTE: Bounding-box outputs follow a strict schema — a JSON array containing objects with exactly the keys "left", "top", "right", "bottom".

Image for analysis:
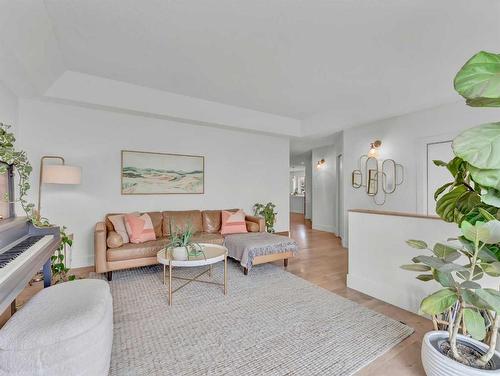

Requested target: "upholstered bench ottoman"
[
  {"left": 224, "top": 232, "right": 299, "bottom": 274},
  {"left": 0, "top": 279, "right": 113, "bottom": 376}
]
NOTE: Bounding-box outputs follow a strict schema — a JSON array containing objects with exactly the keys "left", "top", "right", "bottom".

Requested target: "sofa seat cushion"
[
  {"left": 107, "top": 237, "right": 168, "bottom": 261},
  {"left": 192, "top": 232, "right": 224, "bottom": 245}
]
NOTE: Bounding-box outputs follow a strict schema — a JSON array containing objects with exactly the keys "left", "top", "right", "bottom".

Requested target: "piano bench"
[{"left": 0, "top": 279, "right": 113, "bottom": 375}]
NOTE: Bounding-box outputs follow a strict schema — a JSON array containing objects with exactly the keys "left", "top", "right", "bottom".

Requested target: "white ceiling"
[
  {"left": 42, "top": 0, "right": 500, "bottom": 129},
  {"left": 0, "top": 1, "right": 499, "bottom": 141}
]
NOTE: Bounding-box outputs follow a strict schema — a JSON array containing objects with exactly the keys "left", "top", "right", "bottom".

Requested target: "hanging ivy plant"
[
  {"left": 0, "top": 121, "right": 74, "bottom": 282},
  {"left": 0, "top": 122, "right": 40, "bottom": 224}
]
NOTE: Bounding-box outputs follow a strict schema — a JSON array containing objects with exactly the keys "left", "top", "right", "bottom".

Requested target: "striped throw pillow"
[
  {"left": 220, "top": 210, "right": 248, "bottom": 235},
  {"left": 124, "top": 213, "right": 156, "bottom": 243}
]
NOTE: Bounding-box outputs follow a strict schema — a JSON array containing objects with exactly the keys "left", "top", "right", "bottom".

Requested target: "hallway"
[{"left": 276, "top": 213, "right": 427, "bottom": 375}]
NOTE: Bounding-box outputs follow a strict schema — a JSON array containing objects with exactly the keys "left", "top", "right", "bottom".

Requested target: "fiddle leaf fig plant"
[
  {"left": 403, "top": 219, "right": 500, "bottom": 367},
  {"left": 402, "top": 51, "right": 500, "bottom": 369},
  {"left": 454, "top": 51, "right": 500, "bottom": 107}
]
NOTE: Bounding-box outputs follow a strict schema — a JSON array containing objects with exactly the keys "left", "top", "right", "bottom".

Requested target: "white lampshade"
[{"left": 42, "top": 165, "right": 81, "bottom": 184}]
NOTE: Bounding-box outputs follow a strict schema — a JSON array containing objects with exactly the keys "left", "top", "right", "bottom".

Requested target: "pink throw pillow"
[
  {"left": 125, "top": 213, "right": 156, "bottom": 244},
  {"left": 221, "top": 210, "right": 248, "bottom": 235}
]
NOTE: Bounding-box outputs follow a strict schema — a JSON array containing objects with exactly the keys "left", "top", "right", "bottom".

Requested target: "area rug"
[{"left": 93, "top": 262, "right": 413, "bottom": 376}]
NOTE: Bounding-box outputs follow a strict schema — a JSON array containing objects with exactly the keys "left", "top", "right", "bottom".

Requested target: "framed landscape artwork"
[{"left": 121, "top": 150, "right": 204, "bottom": 195}]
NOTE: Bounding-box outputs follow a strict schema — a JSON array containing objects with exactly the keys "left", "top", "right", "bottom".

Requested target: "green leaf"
[
  {"left": 469, "top": 165, "right": 500, "bottom": 191},
  {"left": 433, "top": 160, "right": 448, "bottom": 167},
  {"left": 433, "top": 269, "right": 456, "bottom": 288},
  {"left": 412, "top": 255, "right": 467, "bottom": 273},
  {"left": 456, "top": 191, "right": 481, "bottom": 213},
  {"left": 482, "top": 220, "right": 500, "bottom": 244},
  {"left": 482, "top": 261, "right": 500, "bottom": 277},
  {"left": 438, "top": 262, "right": 468, "bottom": 273},
  {"left": 483, "top": 188, "right": 500, "bottom": 208},
  {"left": 416, "top": 274, "right": 434, "bottom": 282},
  {"left": 406, "top": 240, "right": 428, "bottom": 249},
  {"left": 454, "top": 51, "right": 500, "bottom": 107},
  {"left": 452, "top": 122, "right": 500, "bottom": 169},
  {"left": 463, "top": 290, "right": 493, "bottom": 310},
  {"left": 475, "top": 289, "right": 500, "bottom": 313},
  {"left": 447, "top": 157, "right": 465, "bottom": 176},
  {"left": 434, "top": 182, "right": 453, "bottom": 201},
  {"left": 478, "top": 207, "right": 498, "bottom": 221},
  {"left": 461, "top": 221, "right": 487, "bottom": 243},
  {"left": 463, "top": 308, "right": 486, "bottom": 340},
  {"left": 433, "top": 243, "right": 460, "bottom": 261},
  {"left": 413, "top": 255, "right": 444, "bottom": 269},
  {"left": 460, "top": 281, "right": 481, "bottom": 289},
  {"left": 478, "top": 248, "right": 498, "bottom": 263},
  {"left": 401, "top": 264, "right": 431, "bottom": 272},
  {"left": 458, "top": 265, "right": 484, "bottom": 280},
  {"left": 436, "top": 186, "right": 468, "bottom": 222},
  {"left": 420, "top": 289, "right": 458, "bottom": 315}
]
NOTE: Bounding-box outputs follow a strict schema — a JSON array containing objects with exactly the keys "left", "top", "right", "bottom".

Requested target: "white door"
[{"left": 426, "top": 141, "right": 454, "bottom": 215}]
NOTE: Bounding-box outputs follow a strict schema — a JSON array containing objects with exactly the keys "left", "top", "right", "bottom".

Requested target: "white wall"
[
  {"left": 348, "top": 211, "right": 496, "bottom": 314},
  {"left": 304, "top": 152, "right": 312, "bottom": 219},
  {"left": 311, "top": 146, "right": 335, "bottom": 232},
  {"left": 0, "top": 81, "right": 18, "bottom": 126},
  {"left": 342, "top": 101, "right": 500, "bottom": 246},
  {"left": 18, "top": 99, "right": 290, "bottom": 268},
  {"left": 310, "top": 131, "right": 343, "bottom": 234}
]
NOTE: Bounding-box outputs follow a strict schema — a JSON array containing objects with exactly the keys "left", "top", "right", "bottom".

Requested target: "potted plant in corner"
[
  {"left": 402, "top": 51, "right": 500, "bottom": 375},
  {"left": 253, "top": 202, "right": 277, "bottom": 233}
]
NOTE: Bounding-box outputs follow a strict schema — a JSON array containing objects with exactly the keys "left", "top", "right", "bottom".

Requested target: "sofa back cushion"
[
  {"left": 201, "top": 210, "right": 222, "bottom": 233},
  {"left": 162, "top": 210, "right": 203, "bottom": 236},
  {"left": 146, "top": 211, "right": 163, "bottom": 238}
]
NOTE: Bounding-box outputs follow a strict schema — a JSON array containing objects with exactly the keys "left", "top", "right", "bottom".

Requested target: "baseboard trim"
[
  {"left": 346, "top": 274, "right": 421, "bottom": 315},
  {"left": 312, "top": 224, "right": 336, "bottom": 233}
]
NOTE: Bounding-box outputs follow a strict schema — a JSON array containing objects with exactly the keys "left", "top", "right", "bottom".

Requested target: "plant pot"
[
  {"left": 171, "top": 247, "right": 188, "bottom": 261},
  {"left": 422, "top": 331, "right": 500, "bottom": 375}
]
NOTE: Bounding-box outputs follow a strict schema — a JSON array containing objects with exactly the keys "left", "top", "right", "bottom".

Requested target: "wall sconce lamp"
[
  {"left": 351, "top": 139, "right": 404, "bottom": 205},
  {"left": 37, "top": 156, "right": 82, "bottom": 221},
  {"left": 367, "top": 140, "right": 382, "bottom": 158},
  {"left": 316, "top": 158, "right": 326, "bottom": 169}
]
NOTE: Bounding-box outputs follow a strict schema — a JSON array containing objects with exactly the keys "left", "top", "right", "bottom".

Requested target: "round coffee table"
[{"left": 157, "top": 243, "right": 228, "bottom": 306}]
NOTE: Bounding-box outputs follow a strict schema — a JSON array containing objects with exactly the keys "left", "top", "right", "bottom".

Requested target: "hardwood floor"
[
  {"left": 1, "top": 213, "right": 427, "bottom": 375},
  {"left": 272, "top": 213, "right": 427, "bottom": 375}
]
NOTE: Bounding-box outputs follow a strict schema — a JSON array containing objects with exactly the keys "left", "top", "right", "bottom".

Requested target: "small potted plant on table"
[{"left": 166, "top": 222, "right": 205, "bottom": 261}]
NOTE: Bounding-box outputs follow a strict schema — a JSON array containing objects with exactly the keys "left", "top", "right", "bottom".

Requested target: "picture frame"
[{"left": 121, "top": 150, "right": 205, "bottom": 195}]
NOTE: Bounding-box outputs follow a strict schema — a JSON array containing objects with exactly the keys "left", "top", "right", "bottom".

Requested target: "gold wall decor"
[{"left": 351, "top": 150, "right": 404, "bottom": 205}]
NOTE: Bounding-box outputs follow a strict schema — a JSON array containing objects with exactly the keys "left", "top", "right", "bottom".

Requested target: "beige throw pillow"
[
  {"left": 108, "top": 214, "right": 132, "bottom": 243},
  {"left": 106, "top": 231, "right": 123, "bottom": 248}
]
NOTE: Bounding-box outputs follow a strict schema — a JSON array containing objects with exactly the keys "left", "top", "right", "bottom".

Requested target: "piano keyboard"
[
  {"left": 0, "top": 236, "right": 45, "bottom": 268},
  {"left": 0, "top": 235, "right": 54, "bottom": 287}
]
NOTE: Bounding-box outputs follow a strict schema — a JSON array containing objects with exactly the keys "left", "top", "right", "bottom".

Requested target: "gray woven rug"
[{"left": 93, "top": 261, "right": 413, "bottom": 376}]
